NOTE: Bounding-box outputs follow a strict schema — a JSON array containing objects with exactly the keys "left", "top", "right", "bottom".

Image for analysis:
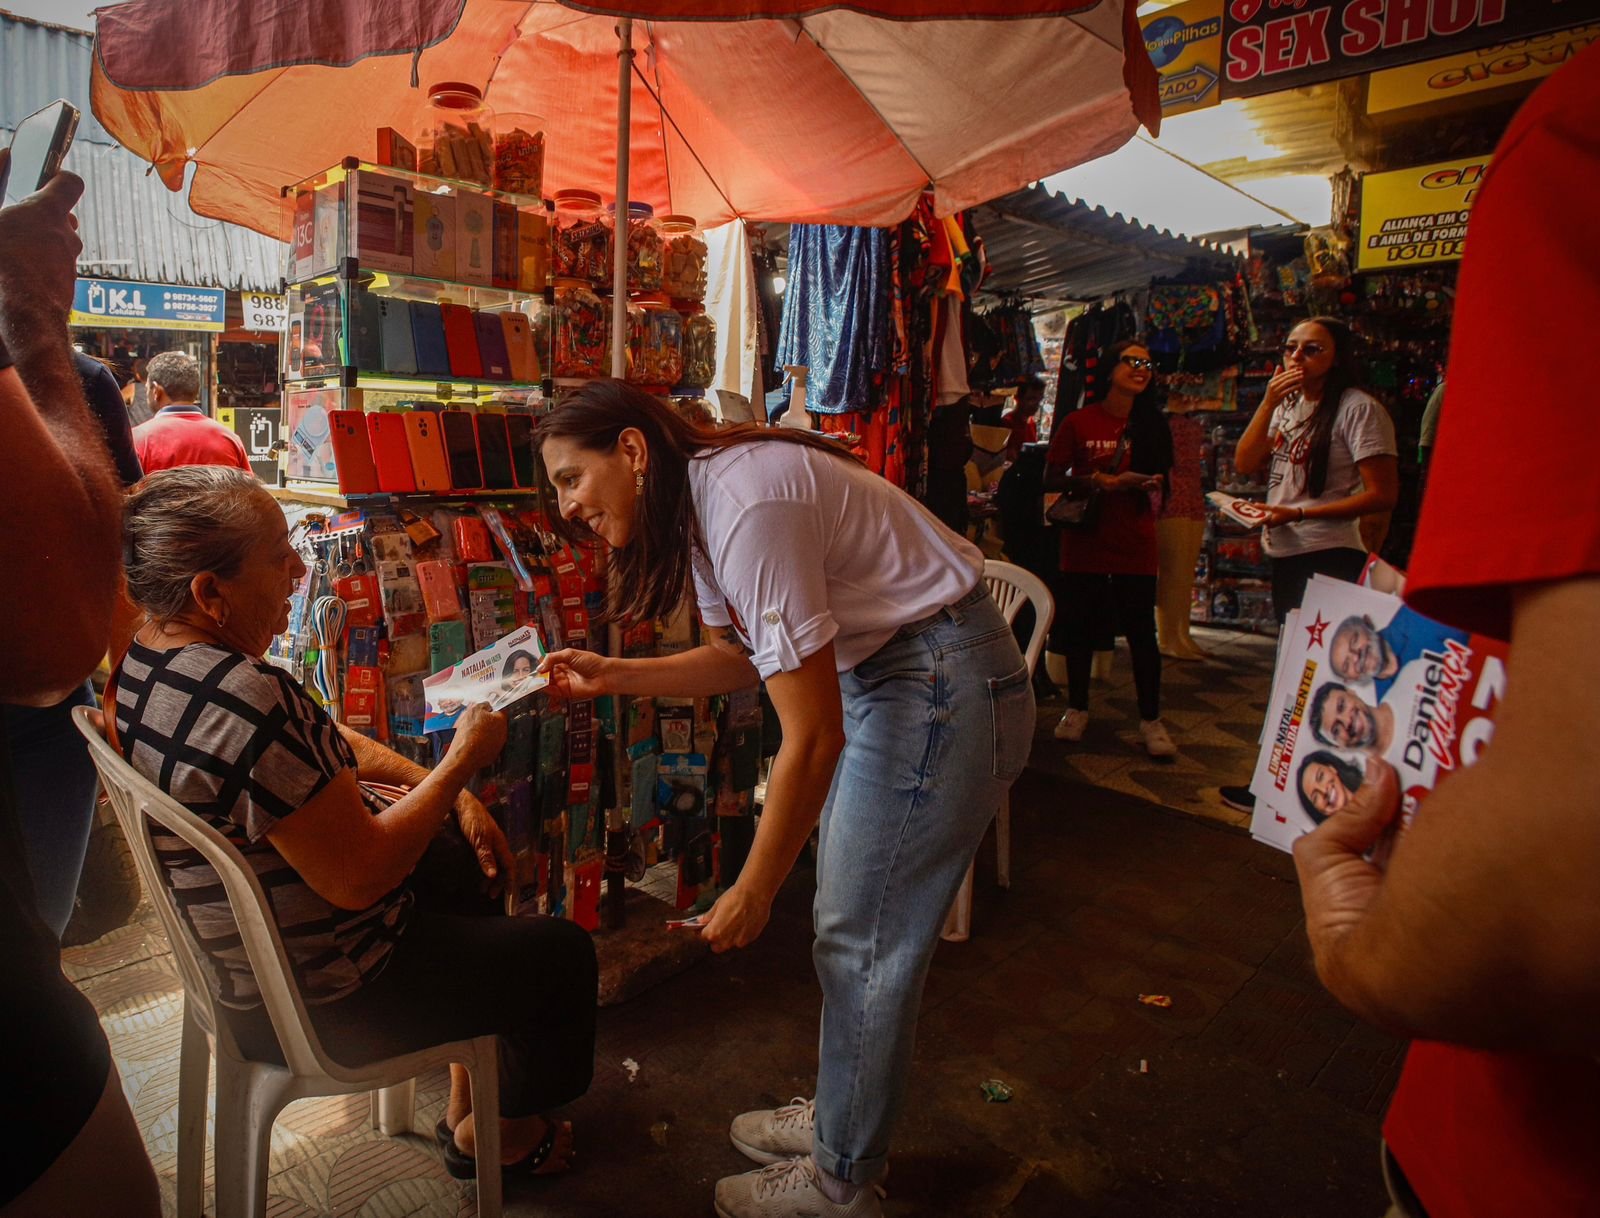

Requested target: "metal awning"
[{"left": 975, "top": 183, "right": 1240, "bottom": 307}]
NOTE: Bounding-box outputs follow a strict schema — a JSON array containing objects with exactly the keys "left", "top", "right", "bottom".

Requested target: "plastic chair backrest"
[
  {"left": 981, "top": 559, "right": 1055, "bottom": 678},
  {"left": 72, "top": 704, "right": 340, "bottom": 1080}
]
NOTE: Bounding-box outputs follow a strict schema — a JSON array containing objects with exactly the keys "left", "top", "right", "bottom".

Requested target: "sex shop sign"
[{"left": 1219, "top": 0, "right": 1600, "bottom": 99}]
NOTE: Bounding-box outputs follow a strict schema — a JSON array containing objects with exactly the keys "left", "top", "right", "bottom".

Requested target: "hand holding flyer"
[
  {"left": 1247, "top": 576, "right": 1507, "bottom": 858},
  {"left": 422, "top": 622, "right": 549, "bottom": 732},
  {"left": 1207, "top": 490, "right": 1272, "bottom": 528}
]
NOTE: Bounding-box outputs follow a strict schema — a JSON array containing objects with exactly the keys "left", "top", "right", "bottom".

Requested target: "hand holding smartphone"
[
  {"left": 3, "top": 100, "right": 79, "bottom": 208},
  {"left": 0, "top": 100, "right": 84, "bottom": 314}
]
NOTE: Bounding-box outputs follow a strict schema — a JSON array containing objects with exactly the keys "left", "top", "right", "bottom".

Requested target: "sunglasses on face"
[
  {"left": 1120, "top": 355, "right": 1155, "bottom": 372},
  {"left": 1283, "top": 341, "right": 1326, "bottom": 358}
]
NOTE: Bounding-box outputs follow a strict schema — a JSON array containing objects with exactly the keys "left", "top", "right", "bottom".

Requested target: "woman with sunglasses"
[
  {"left": 1045, "top": 339, "right": 1176, "bottom": 756},
  {"left": 1217, "top": 318, "right": 1397, "bottom": 812}
]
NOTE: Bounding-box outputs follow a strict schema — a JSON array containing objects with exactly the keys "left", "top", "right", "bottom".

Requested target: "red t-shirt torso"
[
  {"left": 132, "top": 407, "right": 252, "bottom": 475},
  {"left": 1045, "top": 403, "right": 1157, "bottom": 576},
  {"left": 1386, "top": 44, "right": 1600, "bottom": 1218}
]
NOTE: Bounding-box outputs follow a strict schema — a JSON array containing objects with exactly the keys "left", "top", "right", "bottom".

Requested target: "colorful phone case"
[
  {"left": 440, "top": 409, "right": 483, "bottom": 489},
  {"left": 440, "top": 303, "right": 484, "bottom": 379},
  {"left": 378, "top": 298, "right": 417, "bottom": 375},
  {"left": 410, "top": 300, "right": 450, "bottom": 377},
  {"left": 474, "top": 311, "right": 512, "bottom": 381},
  {"left": 415, "top": 559, "right": 463, "bottom": 622},
  {"left": 500, "top": 311, "right": 538, "bottom": 383},
  {"left": 403, "top": 410, "right": 452, "bottom": 492},
  {"left": 505, "top": 414, "right": 535, "bottom": 487},
  {"left": 366, "top": 412, "right": 417, "bottom": 493},
  {"left": 475, "top": 413, "right": 516, "bottom": 489},
  {"left": 328, "top": 409, "right": 380, "bottom": 494},
  {"left": 351, "top": 289, "right": 384, "bottom": 372}
]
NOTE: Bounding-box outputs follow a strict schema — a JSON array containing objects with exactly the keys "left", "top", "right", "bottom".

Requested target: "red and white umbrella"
[{"left": 91, "top": 0, "right": 1158, "bottom": 235}]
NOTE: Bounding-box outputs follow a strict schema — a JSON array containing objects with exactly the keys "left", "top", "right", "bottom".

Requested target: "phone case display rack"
[
  {"left": 277, "top": 158, "right": 716, "bottom": 499},
  {"left": 268, "top": 493, "right": 765, "bottom": 932}
]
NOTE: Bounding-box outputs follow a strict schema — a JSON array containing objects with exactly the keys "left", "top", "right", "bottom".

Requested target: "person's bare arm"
[
  {"left": 0, "top": 162, "right": 122, "bottom": 702},
  {"left": 540, "top": 623, "right": 758, "bottom": 700},
  {"left": 1295, "top": 577, "right": 1600, "bottom": 1053},
  {"left": 268, "top": 705, "right": 507, "bottom": 909},
  {"left": 697, "top": 640, "right": 846, "bottom": 952},
  {"left": 1236, "top": 366, "right": 1302, "bottom": 478},
  {"left": 1261, "top": 454, "right": 1399, "bottom": 529}
]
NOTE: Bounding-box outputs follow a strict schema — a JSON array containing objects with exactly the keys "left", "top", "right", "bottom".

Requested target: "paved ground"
[{"left": 65, "top": 628, "right": 1404, "bottom": 1217}]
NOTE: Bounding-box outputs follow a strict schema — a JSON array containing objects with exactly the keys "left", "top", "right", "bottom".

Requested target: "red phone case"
[
  {"left": 366, "top": 413, "right": 417, "bottom": 493},
  {"left": 440, "top": 303, "right": 484, "bottom": 379},
  {"left": 403, "top": 411, "right": 453, "bottom": 492},
  {"left": 328, "top": 410, "right": 380, "bottom": 494}
]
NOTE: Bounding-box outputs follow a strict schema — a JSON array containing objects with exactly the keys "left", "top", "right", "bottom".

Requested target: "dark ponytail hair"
[
  {"left": 534, "top": 379, "right": 859, "bottom": 625},
  {"left": 1093, "top": 339, "right": 1173, "bottom": 499},
  {"left": 1298, "top": 316, "right": 1366, "bottom": 498}
]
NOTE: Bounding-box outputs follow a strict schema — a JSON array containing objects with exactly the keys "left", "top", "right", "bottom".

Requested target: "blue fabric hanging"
[{"left": 775, "top": 224, "right": 890, "bottom": 415}]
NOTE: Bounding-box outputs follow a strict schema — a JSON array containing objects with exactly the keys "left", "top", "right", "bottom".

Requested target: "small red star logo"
[{"left": 1306, "top": 611, "right": 1330, "bottom": 648}]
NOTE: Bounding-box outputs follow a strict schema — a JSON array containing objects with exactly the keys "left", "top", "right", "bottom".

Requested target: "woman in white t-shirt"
[
  {"left": 1219, "top": 317, "right": 1398, "bottom": 814},
  {"left": 535, "top": 381, "right": 1032, "bottom": 1218},
  {"left": 1236, "top": 316, "right": 1399, "bottom": 619}
]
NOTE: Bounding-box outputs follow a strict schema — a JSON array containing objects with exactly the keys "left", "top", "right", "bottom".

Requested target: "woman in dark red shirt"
[{"left": 1045, "top": 339, "right": 1176, "bottom": 756}]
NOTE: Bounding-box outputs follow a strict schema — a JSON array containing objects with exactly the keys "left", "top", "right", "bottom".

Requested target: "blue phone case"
[
  {"left": 378, "top": 298, "right": 417, "bottom": 375},
  {"left": 409, "top": 300, "right": 450, "bottom": 376}
]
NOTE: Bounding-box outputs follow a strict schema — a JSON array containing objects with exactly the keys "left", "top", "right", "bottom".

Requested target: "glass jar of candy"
[
  {"left": 552, "top": 189, "right": 609, "bottom": 285},
  {"left": 491, "top": 111, "right": 546, "bottom": 198},
  {"left": 679, "top": 307, "right": 717, "bottom": 391},
  {"left": 553, "top": 283, "right": 608, "bottom": 379},
  {"left": 418, "top": 82, "right": 496, "bottom": 185},
  {"left": 659, "top": 215, "right": 708, "bottom": 302},
  {"left": 606, "top": 201, "right": 663, "bottom": 295},
  {"left": 638, "top": 303, "right": 683, "bottom": 387}
]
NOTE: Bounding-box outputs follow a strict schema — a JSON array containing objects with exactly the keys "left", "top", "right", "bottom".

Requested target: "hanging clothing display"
[
  {"left": 968, "top": 302, "right": 1044, "bottom": 390},
  {"left": 1051, "top": 296, "right": 1139, "bottom": 438},
  {"left": 775, "top": 224, "right": 891, "bottom": 415},
  {"left": 703, "top": 218, "right": 761, "bottom": 407},
  {"left": 1144, "top": 274, "right": 1252, "bottom": 373}
]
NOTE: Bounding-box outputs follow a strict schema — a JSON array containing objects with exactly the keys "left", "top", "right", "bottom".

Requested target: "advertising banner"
[
  {"left": 1219, "top": 0, "right": 1597, "bottom": 100},
  {"left": 1366, "top": 21, "right": 1599, "bottom": 113},
  {"left": 1141, "top": 0, "right": 1225, "bottom": 117},
  {"left": 1356, "top": 154, "right": 1489, "bottom": 272},
  {"left": 70, "top": 278, "right": 227, "bottom": 331}
]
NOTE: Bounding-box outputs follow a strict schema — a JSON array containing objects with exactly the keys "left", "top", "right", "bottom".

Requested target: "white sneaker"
[
  {"left": 714, "top": 1156, "right": 883, "bottom": 1218},
  {"left": 730, "top": 1097, "right": 814, "bottom": 1166},
  {"left": 1054, "top": 709, "right": 1089, "bottom": 741},
  {"left": 1140, "top": 719, "right": 1177, "bottom": 757}
]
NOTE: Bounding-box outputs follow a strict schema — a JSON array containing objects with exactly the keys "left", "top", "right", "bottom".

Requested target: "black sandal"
[{"left": 437, "top": 1116, "right": 564, "bottom": 1181}]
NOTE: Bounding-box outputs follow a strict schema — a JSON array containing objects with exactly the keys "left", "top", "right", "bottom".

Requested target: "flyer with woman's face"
[{"left": 422, "top": 623, "right": 548, "bottom": 732}]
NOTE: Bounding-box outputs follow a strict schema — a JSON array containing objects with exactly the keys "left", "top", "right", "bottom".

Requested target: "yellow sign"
[
  {"left": 1357, "top": 155, "right": 1491, "bottom": 273},
  {"left": 1141, "top": 0, "right": 1224, "bottom": 117},
  {"left": 1367, "top": 23, "right": 1600, "bottom": 114}
]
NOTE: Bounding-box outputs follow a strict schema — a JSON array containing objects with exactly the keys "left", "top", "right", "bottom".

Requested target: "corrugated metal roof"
[
  {"left": 975, "top": 183, "right": 1239, "bottom": 306},
  {"left": 3, "top": 8, "right": 286, "bottom": 292}
]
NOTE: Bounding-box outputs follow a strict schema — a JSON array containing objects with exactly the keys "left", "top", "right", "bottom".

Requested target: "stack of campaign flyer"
[
  {"left": 422, "top": 623, "right": 549, "bottom": 733},
  {"left": 1247, "top": 574, "right": 1507, "bottom": 859}
]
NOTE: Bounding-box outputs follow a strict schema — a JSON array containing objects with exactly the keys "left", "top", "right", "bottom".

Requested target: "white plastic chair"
[
  {"left": 941, "top": 561, "right": 1054, "bottom": 942},
  {"left": 72, "top": 705, "right": 502, "bottom": 1218}
]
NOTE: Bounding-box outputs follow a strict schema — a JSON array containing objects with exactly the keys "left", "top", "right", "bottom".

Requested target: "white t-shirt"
[
  {"left": 688, "top": 442, "right": 985, "bottom": 680},
  {"left": 1263, "top": 387, "right": 1396, "bottom": 557}
]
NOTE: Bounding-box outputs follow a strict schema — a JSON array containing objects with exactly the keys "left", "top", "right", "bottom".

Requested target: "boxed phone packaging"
[
  {"left": 351, "top": 172, "right": 415, "bottom": 274},
  {"left": 455, "top": 191, "right": 493, "bottom": 287},
  {"left": 414, "top": 191, "right": 457, "bottom": 280}
]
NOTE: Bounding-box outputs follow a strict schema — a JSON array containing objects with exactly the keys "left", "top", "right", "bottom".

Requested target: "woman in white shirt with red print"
[{"left": 536, "top": 380, "right": 1032, "bottom": 1218}]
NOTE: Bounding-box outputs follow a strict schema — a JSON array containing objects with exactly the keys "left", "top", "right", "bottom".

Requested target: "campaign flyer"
[
  {"left": 1248, "top": 577, "right": 1507, "bottom": 856},
  {"left": 422, "top": 623, "right": 548, "bottom": 732}
]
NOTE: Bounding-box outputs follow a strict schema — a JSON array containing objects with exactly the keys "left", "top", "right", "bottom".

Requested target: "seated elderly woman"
[{"left": 111, "top": 466, "right": 594, "bottom": 1178}]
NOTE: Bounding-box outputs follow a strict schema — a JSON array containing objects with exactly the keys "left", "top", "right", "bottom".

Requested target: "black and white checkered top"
[{"left": 113, "top": 641, "right": 410, "bottom": 1008}]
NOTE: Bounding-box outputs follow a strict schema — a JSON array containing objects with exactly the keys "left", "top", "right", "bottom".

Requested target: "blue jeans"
[
  {"left": 811, "top": 586, "right": 1033, "bottom": 1185},
  {"left": 3, "top": 682, "right": 99, "bottom": 938}
]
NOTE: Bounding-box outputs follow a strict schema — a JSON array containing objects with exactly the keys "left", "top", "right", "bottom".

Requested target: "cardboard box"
[
  {"left": 413, "top": 191, "right": 457, "bottom": 280},
  {"left": 351, "top": 172, "right": 415, "bottom": 274},
  {"left": 518, "top": 209, "right": 549, "bottom": 293},
  {"left": 454, "top": 190, "right": 493, "bottom": 287},
  {"left": 492, "top": 201, "right": 520, "bottom": 289},
  {"left": 311, "top": 181, "right": 344, "bottom": 278}
]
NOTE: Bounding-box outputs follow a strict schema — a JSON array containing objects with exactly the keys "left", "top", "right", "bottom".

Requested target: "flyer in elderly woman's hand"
[
  {"left": 422, "top": 623, "right": 548, "bottom": 732},
  {"left": 1246, "top": 577, "right": 1506, "bottom": 859}
]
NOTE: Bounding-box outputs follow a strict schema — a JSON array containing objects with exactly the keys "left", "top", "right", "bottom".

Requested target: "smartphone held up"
[{"left": 2, "top": 99, "right": 80, "bottom": 208}]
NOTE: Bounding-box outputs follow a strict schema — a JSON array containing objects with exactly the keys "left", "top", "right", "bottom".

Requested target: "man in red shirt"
[
  {"left": 1292, "top": 47, "right": 1600, "bottom": 1218},
  {"left": 131, "top": 351, "right": 251, "bottom": 474}
]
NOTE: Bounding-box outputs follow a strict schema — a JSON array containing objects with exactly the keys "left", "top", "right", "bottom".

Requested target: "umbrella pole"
[{"left": 611, "top": 17, "right": 634, "bottom": 380}]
